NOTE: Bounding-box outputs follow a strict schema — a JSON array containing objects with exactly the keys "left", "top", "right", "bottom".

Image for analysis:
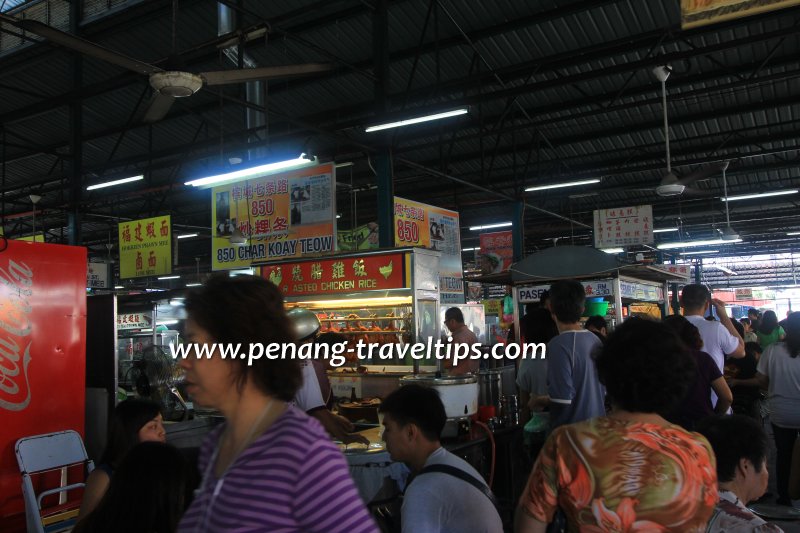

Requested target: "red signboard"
[
  {"left": 0, "top": 242, "right": 87, "bottom": 531},
  {"left": 262, "top": 253, "right": 407, "bottom": 296}
]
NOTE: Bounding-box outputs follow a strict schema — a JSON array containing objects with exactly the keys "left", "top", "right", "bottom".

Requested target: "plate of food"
[{"left": 336, "top": 441, "right": 386, "bottom": 454}]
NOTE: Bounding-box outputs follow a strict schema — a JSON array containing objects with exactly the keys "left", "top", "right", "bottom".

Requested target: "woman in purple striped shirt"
[{"left": 177, "top": 275, "right": 378, "bottom": 533}]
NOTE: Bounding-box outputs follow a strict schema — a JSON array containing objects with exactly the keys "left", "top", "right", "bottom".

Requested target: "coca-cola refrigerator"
[{"left": 0, "top": 241, "right": 87, "bottom": 531}]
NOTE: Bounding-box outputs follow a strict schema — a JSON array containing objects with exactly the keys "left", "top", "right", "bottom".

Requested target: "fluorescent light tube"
[
  {"left": 114, "top": 285, "right": 124, "bottom": 289},
  {"left": 185, "top": 283, "right": 202, "bottom": 287},
  {"left": 721, "top": 189, "right": 798, "bottom": 202},
  {"left": 788, "top": 232, "right": 800, "bottom": 236},
  {"left": 469, "top": 222, "right": 512, "bottom": 231},
  {"left": 462, "top": 247, "right": 478, "bottom": 252},
  {"left": 711, "top": 265, "right": 737, "bottom": 275},
  {"left": 657, "top": 238, "right": 741, "bottom": 250},
  {"left": 157, "top": 275, "right": 180, "bottom": 280},
  {"left": 525, "top": 179, "right": 600, "bottom": 192},
  {"left": 600, "top": 248, "right": 624, "bottom": 254},
  {"left": 185, "top": 155, "right": 315, "bottom": 187},
  {"left": 653, "top": 228, "right": 679, "bottom": 233},
  {"left": 157, "top": 320, "right": 179, "bottom": 326},
  {"left": 365, "top": 108, "right": 469, "bottom": 132},
  {"left": 176, "top": 233, "right": 198, "bottom": 239},
  {"left": 86, "top": 175, "right": 144, "bottom": 191},
  {"left": 680, "top": 250, "right": 719, "bottom": 255}
]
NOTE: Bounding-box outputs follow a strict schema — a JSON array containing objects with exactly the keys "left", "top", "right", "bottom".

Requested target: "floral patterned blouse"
[{"left": 519, "top": 417, "right": 718, "bottom": 532}]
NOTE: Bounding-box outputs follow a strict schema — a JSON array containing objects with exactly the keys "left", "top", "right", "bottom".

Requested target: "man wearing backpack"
[{"left": 379, "top": 385, "right": 503, "bottom": 532}]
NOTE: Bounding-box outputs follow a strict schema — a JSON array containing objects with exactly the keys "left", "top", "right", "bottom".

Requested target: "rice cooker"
[{"left": 399, "top": 374, "right": 478, "bottom": 438}]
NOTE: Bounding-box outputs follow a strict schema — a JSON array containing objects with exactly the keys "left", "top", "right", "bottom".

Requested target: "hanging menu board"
[
  {"left": 594, "top": 205, "right": 654, "bottom": 249},
  {"left": 394, "top": 196, "right": 464, "bottom": 304}
]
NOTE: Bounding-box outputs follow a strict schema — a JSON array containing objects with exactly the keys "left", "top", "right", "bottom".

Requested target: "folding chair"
[{"left": 15, "top": 430, "right": 95, "bottom": 533}]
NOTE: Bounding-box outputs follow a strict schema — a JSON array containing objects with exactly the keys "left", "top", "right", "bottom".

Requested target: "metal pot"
[
  {"left": 477, "top": 369, "right": 502, "bottom": 412},
  {"left": 399, "top": 374, "right": 478, "bottom": 418}
]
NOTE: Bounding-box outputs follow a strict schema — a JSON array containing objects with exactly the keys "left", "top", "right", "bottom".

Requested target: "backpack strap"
[{"left": 413, "top": 464, "right": 500, "bottom": 511}]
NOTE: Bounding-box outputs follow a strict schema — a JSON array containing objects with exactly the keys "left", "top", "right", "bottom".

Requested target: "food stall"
[
  {"left": 506, "top": 246, "right": 691, "bottom": 340},
  {"left": 257, "top": 247, "right": 443, "bottom": 401}
]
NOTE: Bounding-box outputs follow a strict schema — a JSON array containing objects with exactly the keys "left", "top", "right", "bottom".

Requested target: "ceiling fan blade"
[
  {"left": 3, "top": 17, "right": 161, "bottom": 76},
  {"left": 141, "top": 93, "right": 176, "bottom": 123},
  {"left": 676, "top": 162, "right": 726, "bottom": 187},
  {"left": 200, "top": 63, "right": 333, "bottom": 86}
]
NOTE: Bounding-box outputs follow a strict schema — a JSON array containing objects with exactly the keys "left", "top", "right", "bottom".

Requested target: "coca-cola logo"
[{"left": 0, "top": 260, "right": 33, "bottom": 411}]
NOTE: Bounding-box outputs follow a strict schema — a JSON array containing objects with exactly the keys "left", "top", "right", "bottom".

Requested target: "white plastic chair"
[{"left": 15, "top": 430, "right": 95, "bottom": 533}]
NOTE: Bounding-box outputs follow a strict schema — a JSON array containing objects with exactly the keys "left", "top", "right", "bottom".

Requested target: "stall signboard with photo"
[
  {"left": 593, "top": 205, "right": 653, "bottom": 249},
  {"left": 211, "top": 163, "right": 336, "bottom": 270},
  {"left": 118, "top": 215, "right": 171, "bottom": 279},
  {"left": 681, "top": 0, "right": 800, "bottom": 29},
  {"left": 393, "top": 196, "right": 464, "bottom": 304},
  {"left": 337, "top": 223, "right": 379, "bottom": 251},
  {"left": 479, "top": 230, "right": 512, "bottom": 274}
]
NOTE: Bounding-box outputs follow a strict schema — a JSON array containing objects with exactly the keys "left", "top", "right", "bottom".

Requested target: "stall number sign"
[
  {"left": 518, "top": 280, "right": 614, "bottom": 303},
  {"left": 117, "top": 313, "right": 151, "bottom": 330}
]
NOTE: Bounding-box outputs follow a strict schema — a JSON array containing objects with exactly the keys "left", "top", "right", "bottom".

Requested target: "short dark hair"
[
  {"left": 520, "top": 308, "right": 558, "bottom": 345},
  {"left": 548, "top": 280, "right": 585, "bottom": 323},
  {"left": 739, "top": 317, "right": 751, "bottom": 326},
  {"left": 101, "top": 399, "right": 161, "bottom": 469},
  {"left": 732, "top": 319, "right": 745, "bottom": 339},
  {"left": 697, "top": 415, "right": 769, "bottom": 483},
  {"left": 185, "top": 274, "right": 301, "bottom": 401},
  {"left": 597, "top": 318, "right": 696, "bottom": 415},
  {"left": 758, "top": 310, "right": 779, "bottom": 335},
  {"left": 681, "top": 284, "right": 710, "bottom": 312},
  {"left": 747, "top": 308, "right": 760, "bottom": 318},
  {"left": 663, "top": 314, "right": 703, "bottom": 350},
  {"left": 584, "top": 315, "right": 608, "bottom": 332},
  {"left": 378, "top": 384, "right": 446, "bottom": 441},
  {"left": 444, "top": 307, "right": 465, "bottom": 324},
  {"left": 744, "top": 341, "right": 762, "bottom": 359},
  {"left": 74, "top": 442, "right": 191, "bottom": 533}
]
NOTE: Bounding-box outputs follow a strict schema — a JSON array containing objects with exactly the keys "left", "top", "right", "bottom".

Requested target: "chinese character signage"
[
  {"left": 393, "top": 196, "right": 464, "bottom": 304},
  {"left": 262, "top": 252, "right": 407, "bottom": 296},
  {"left": 654, "top": 263, "right": 692, "bottom": 280},
  {"left": 518, "top": 280, "right": 615, "bottom": 303},
  {"left": 681, "top": 0, "right": 800, "bottom": 29},
  {"left": 337, "top": 222, "right": 379, "bottom": 251},
  {"left": 735, "top": 288, "right": 754, "bottom": 300},
  {"left": 116, "top": 313, "right": 152, "bottom": 330},
  {"left": 87, "top": 261, "right": 109, "bottom": 289},
  {"left": 211, "top": 163, "right": 336, "bottom": 270},
  {"left": 479, "top": 231, "right": 513, "bottom": 274},
  {"left": 118, "top": 215, "right": 171, "bottom": 279},
  {"left": 594, "top": 205, "right": 653, "bottom": 249}
]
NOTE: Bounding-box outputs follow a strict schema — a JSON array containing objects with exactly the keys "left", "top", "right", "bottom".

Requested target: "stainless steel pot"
[{"left": 399, "top": 374, "right": 478, "bottom": 418}]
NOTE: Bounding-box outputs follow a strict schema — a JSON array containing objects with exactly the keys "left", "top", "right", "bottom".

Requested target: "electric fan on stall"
[{"left": 126, "top": 346, "right": 188, "bottom": 421}]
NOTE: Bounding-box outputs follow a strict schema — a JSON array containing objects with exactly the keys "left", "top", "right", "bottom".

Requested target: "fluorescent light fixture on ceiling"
[
  {"left": 711, "top": 265, "right": 737, "bottom": 275},
  {"left": 176, "top": 233, "right": 198, "bottom": 239},
  {"left": 185, "top": 155, "right": 315, "bottom": 188},
  {"left": 185, "top": 283, "right": 202, "bottom": 287},
  {"left": 157, "top": 275, "right": 180, "bottom": 280},
  {"left": 657, "top": 238, "right": 742, "bottom": 250},
  {"left": 600, "top": 248, "right": 624, "bottom": 254},
  {"left": 462, "top": 247, "right": 478, "bottom": 252},
  {"left": 680, "top": 250, "right": 719, "bottom": 255},
  {"left": 525, "top": 178, "right": 600, "bottom": 192},
  {"left": 469, "top": 222, "right": 512, "bottom": 231},
  {"left": 787, "top": 232, "right": 800, "bottom": 236},
  {"left": 86, "top": 175, "right": 144, "bottom": 191},
  {"left": 114, "top": 285, "right": 124, "bottom": 289},
  {"left": 721, "top": 189, "right": 798, "bottom": 202},
  {"left": 365, "top": 108, "right": 469, "bottom": 133},
  {"left": 653, "top": 228, "right": 679, "bottom": 233}
]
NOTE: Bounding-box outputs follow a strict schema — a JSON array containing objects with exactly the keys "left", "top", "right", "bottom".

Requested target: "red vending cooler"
[{"left": 0, "top": 241, "right": 87, "bottom": 531}]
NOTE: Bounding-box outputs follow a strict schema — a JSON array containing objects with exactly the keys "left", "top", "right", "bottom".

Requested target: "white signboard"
[
  {"left": 619, "top": 281, "right": 665, "bottom": 302},
  {"left": 87, "top": 261, "right": 109, "bottom": 289},
  {"left": 517, "top": 280, "right": 614, "bottom": 303},
  {"left": 594, "top": 205, "right": 654, "bottom": 248},
  {"left": 117, "top": 313, "right": 152, "bottom": 330}
]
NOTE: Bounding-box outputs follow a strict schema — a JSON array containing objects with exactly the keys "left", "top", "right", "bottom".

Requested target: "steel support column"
[
  {"left": 373, "top": 0, "right": 393, "bottom": 248},
  {"left": 512, "top": 200, "right": 524, "bottom": 262},
  {"left": 67, "top": 0, "right": 83, "bottom": 245}
]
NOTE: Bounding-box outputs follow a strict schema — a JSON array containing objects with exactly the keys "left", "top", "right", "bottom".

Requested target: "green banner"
[{"left": 337, "top": 223, "right": 378, "bottom": 251}]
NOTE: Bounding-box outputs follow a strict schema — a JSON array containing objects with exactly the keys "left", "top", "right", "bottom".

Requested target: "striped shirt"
[{"left": 178, "top": 406, "right": 378, "bottom": 533}]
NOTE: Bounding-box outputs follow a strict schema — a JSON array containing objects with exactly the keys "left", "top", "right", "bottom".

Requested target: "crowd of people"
[{"left": 71, "top": 275, "right": 798, "bottom": 532}]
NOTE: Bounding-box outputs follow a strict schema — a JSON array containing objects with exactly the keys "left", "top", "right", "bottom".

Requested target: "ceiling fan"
[
  {"left": 0, "top": 7, "right": 332, "bottom": 123},
  {"left": 650, "top": 65, "right": 724, "bottom": 197}
]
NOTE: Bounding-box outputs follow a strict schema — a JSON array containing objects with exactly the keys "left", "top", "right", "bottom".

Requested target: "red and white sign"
[
  {"left": 263, "top": 252, "right": 407, "bottom": 296},
  {"left": 0, "top": 242, "right": 87, "bottom": 530},
  {"left": 479, "top": 231, "right": 513, "bottom": 274},
  {"left": 594, "top": 205, "right": 654, "bottom": 248}
]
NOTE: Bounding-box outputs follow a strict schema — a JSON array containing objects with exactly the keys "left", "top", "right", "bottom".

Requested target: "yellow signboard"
[
  {"left": 211, "top": 163, "right": 336, "bottom": 270},
  {"left": 681, "top": 0, "right": 800, "bottom": 28},
  {"left": 393, "top": 196, "right": 464, "bottom": 304},
  {"left": 17, "top": 234, "right": 44, "bottom": 242},
  {"left": 337, "top": 223, "right": 379, "bottom": 251},
  {"left": 118, "top": 215, "right": 172, "bottom": 278}
]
